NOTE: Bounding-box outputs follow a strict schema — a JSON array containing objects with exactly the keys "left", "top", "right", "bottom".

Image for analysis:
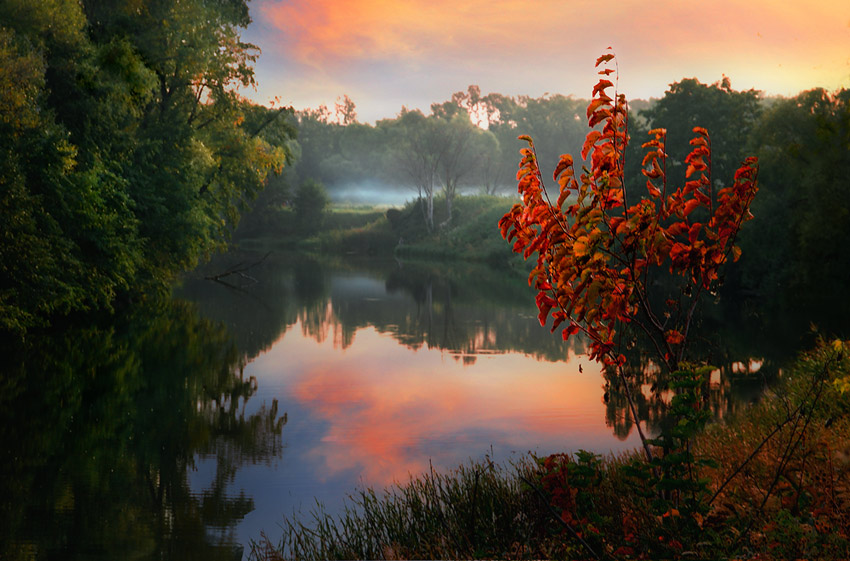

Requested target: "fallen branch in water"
[{"left": 205, "top": 251, "right": 271, "bottom": 285}]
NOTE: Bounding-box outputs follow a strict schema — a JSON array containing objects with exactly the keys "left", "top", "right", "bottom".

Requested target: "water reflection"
[
  {"left": 174, "top": 252, "right": 815, "bottom": 550},
  {"left": 253, "top": 325, "right": 622, "bottom": 487},
  {"left": 0, "top": 300, "right": 285, "bottom": 559},
  {"left": 182, "top": 252, "right": 583, "bottom": 364},
  {"left": 2, "top": 252, "right": 818, "bottom": 558}
]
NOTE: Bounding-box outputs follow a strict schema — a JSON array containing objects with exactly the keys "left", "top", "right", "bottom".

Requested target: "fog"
[
  {"left": 326, "top": 180, "right": 515, "bottom": 207},
  {"left": 327, "top": 180, "right": 413, "bottom": 207}
]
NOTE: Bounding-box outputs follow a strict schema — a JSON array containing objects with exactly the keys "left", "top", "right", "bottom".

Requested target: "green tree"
[
  {"left": 635, "top": 77, "right": 762, "bottom": 193},
  {"left": 390, "top": 109, "right": 443, "bottom": 231},
  {"left": 294, "top": 179, "right": 330, "bottom": 234},
  {"left": 487, "top": 93, "right": 589, "bottom": 187},
  {"left": 0, "top": 0, "right": 294, "bottom": 331},
  {"left": 733, "top": 88, "right": 850, "bottom": 318}
]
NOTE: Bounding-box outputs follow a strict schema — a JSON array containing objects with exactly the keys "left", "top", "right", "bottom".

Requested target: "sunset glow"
[
  {"left": 248, "top": 322, "right": 637, "bottom": 488},
  {"left": 244, "top": 0, "right": 850, "bottom": 122}
]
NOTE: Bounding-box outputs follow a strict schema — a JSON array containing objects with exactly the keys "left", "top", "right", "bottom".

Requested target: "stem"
[{"left": 615, "top": 362, "right": 658, "bottom": 474}]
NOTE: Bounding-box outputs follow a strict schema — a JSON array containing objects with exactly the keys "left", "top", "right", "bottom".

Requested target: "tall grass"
[{"left": 249, "top": 458, "right": 586, "bottom": 560}]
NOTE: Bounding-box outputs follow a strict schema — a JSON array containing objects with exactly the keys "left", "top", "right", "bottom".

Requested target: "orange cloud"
[
  {"left": 258, "top": 0, "right": 533, "bottom": 65},
  {"left": 249, "top": 0, "right": 849, "bottom": 118}
]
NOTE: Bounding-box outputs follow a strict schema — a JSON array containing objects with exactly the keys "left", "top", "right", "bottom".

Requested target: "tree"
[
  {"left": 734, "top": 88, "right": 850, "bottom": 317},
  {"left": 636, "top": 77, "right": 762, "bottom": 194},
  {"left": 0, "top": 3, "right": 142, "bottom": 329},
  {"left": 499, "top": 51, "right": 759, "bottom": 471},
  {"left": 0, "top": 0, "right": 294, "bottom": 331},
  {"left": 434, "top": 113, "right": 492, "bottom": 224},
  {"left": 487, "top": 92, "right": 589, "bottom": 194},
  {"left": 294, "top": 179, "right": 329, "bottom": 234},
  {"left": 391, "top": 109, "right": 443, "bottom": 231}
]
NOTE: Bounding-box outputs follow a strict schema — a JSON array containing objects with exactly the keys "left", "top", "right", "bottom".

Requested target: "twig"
[
  {"left": 708, "top": 356, "right": 831, "bottom": 506},
  {"left": 205, "top": 251, "right": 271, "bottom": 283}
]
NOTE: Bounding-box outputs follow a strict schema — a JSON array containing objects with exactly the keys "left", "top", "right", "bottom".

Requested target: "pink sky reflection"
[{"left": 248, "top": 322, "right": 639, "bottom": 488}]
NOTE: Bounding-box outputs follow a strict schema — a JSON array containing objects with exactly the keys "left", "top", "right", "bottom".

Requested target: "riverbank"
[
  {"left": 251, "top": 339, "right": 850, "bottom": 560},
  {"left": 235, "top": 194, "right": 523, "bottom": 267}
]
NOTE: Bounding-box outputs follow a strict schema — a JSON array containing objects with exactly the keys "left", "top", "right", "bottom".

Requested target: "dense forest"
[{"left": 0, "top": 0, "right": 296, "bottom": 332}]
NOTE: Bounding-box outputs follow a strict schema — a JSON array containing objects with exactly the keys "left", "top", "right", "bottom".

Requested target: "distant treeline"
[{"left": 259, "top": 80, "right": 849, "bottom": 325}]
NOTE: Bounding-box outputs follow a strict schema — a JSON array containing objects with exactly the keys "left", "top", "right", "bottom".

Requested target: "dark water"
[{"left": 0, "top": 252, "right": 817, "bottom": 559}]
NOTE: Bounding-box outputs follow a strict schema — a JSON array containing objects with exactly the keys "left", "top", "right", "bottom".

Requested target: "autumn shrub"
[{"left": 694, "top": 338, "right": 850, "bottom": 559}]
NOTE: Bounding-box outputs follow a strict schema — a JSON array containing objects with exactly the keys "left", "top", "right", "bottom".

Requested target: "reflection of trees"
[
  {"left": 179, "top": 252, "right": 582, "bottom": 363},
  {"left": 378, "top": 262, "right": 582, "bottom": 360},
  {"left": 181, "top": 250, "right": 816, "bottom": 445},
  {"left": 175, "top": 250, "right": 304, "bottom": 362},
  {"left": 0, "top": 299, "right": 285, "bottom": 559},
  {"left": 600, "top": 302, "right": 792, "bottom": 440}
]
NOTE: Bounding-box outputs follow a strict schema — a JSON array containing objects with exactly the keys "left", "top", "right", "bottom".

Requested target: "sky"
[{"left": 240, "top": 0, "right": 850, "bottom": 123}]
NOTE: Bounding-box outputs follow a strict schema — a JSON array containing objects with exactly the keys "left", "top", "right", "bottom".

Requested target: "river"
[{"left": 0, "top": 251, "right": 809, "bottom": 559}]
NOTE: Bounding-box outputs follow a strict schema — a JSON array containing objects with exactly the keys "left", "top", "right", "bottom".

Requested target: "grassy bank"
[
  {"left": 250, "top": 339, "right": 850, "bottom": 560},
  {"left": 235, "top": 194, "right": 523, "bottom": 266}
]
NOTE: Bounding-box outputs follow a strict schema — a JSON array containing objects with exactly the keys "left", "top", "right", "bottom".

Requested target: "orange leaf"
[
  {"left": 683, "top": 199, "right": 701, "bottom": 216},
  {"left": 665, "top": 330, "right": 685, "bottom": 345},
  {"left": 731, "top": 245, "right": 742, "bottom": 262},
  {"left": 553, "top": 154, "right": 573, "bottom": 181},
  {"left": 595, "top": 53, "right": 615, "bottom": 66},
  {"left": 592, "top": 79, "right": 614, "bottom": 97},
  {"left": 586, "top": 98, "right": 609, "bottom": 119},
  {"left": 581, "top": 131, "right": 603, "bottom": 160}
]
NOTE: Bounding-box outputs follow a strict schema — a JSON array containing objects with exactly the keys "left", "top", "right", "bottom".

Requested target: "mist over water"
[
  {"left": 326, "top": 180, "right": 514, "bottom": 207},
  {"left": 327, "top": 180, "right": 412, "bottom": 206}
]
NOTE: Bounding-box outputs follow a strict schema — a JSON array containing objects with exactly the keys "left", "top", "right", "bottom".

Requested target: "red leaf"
[
  {"left": 581, "top": 130, "right": 603, "bottom": 160},
  {"left": 688, "top": 222, "right": 702, "bottom": 244},
  {"left": 683, "top": 199, "right": 700, "bottom": 216},
  {"left": 665, "top": 330, "right": 685, "bottom": 345},
  {"left": 592, "top": 79, "right": 614, "bottom": 97},
  {"left": 595, "top": 53, "right": 615, "bottom": 66},
  {"left": 586, "top": 98, "right": 609, "bottom": 119}
]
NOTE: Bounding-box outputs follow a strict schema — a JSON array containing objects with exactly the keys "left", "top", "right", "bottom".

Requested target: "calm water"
[{"left": 1, "top": 251, "right": 808, "bottom": 559}]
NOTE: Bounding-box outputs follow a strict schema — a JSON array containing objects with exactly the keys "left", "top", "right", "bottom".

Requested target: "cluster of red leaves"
[
  {"left": 539, "top": 454, "right": 582, "bottom": 527},
  {"left": 499, "top": 51, "right": 759, "bottom": 367}
]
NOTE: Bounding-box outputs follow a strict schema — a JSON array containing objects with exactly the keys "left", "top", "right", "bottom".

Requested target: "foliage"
[
  {"left": 499, "top": 51, "right": 759, "bottom": 372},
  {"left": 733, "top": 88, "right": 850, "bottom": 322},
  {"left": 495, "top": 50, "right": 798, "bottom": 557},
  {"left": 0, "top": 0, "right": 295, "bottom": 332},
  {"left": 293, "top": 179, "right": 330, "bottom": 234},
  {"left": 632, "top": 77, "right": 762, "bottom": 192},
  {"left": 497, "top": 53, "right": 760, "bottom": 511}
]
